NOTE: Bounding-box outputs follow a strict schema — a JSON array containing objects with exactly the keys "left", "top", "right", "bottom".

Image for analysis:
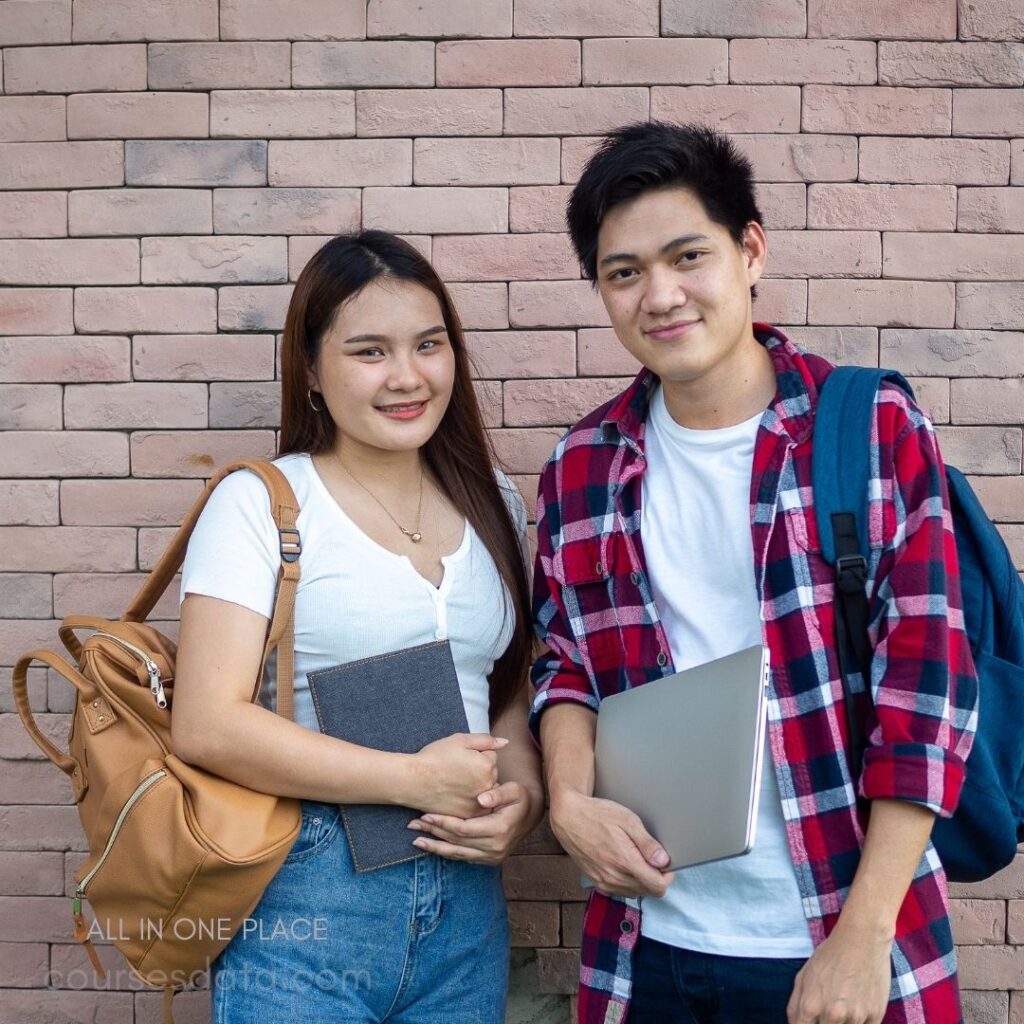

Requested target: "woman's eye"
[
  {"left": 419, "top": 338, "right": 441, "bottom": 351},
  {"left": 356, "top": 347, "right": 383, "bottom": 358}
]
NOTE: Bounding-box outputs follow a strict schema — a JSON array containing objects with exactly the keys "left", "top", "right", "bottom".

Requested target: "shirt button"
[
  {"left": 656, "top": 652, "right": 668, "bottom": 667},
  {"left": 630, "top": 572, "right": 640, "bottom": 585},
  {"left": 595, "top": 561, "right": 604, "bottom": 575},
  {"left": 311, "top": 817, "right": 321, "bottom": 825},
  {"left": 620, "top": 919, "right": 634, "bottom": 934}
]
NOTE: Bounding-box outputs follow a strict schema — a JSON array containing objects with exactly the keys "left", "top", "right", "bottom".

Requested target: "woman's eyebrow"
[{"left": 341, "top": 325, "right": 446, "bottom": 346}]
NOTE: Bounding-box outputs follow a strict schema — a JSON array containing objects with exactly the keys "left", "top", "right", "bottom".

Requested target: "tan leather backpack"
[{"left": 11, "top": 461, "right": 304, "bottom": 1023}]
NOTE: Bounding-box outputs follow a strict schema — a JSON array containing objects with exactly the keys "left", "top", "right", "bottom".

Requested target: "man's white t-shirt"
[
  {"left": 179, "top": 453, "right": 525, "bottom": 735},
  {"left": 638, "top": 384, "right": 813, "bottom": 958}
]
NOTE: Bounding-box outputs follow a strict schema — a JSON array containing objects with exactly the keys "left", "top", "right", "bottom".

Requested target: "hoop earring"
[{"left": 307, "top": 388, "right": 322, "bottom": 413}]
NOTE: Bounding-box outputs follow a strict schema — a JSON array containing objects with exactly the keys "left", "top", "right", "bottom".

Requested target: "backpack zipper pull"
[
  {"left": 72, "top": 890, "right": 107, "bottom": 980},
  {"left": 146, "top": 662, "right": 167, "bottom": 709}
]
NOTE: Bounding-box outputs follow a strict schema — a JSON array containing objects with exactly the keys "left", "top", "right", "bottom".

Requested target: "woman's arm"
[
  {"left": 171, "top": 593, "right": 506, "bottom": 818},
  {"left": 407, "top": 682, "right": 546, "bottom": 863}
]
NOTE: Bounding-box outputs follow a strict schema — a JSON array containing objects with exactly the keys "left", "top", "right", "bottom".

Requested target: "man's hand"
[
  {"left": 550, "top": 788, "right": 674, "bottom": 897},
  {"left": 407, "top": 781, "right": 535, "bottom": 865},
  {"left": 787, "top": 922, "right": 892, "bottom": 1024}
]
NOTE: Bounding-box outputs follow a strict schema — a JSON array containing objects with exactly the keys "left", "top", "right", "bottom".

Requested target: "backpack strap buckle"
[
  {"left": 835, "top": 553, "right": 867, "bottom": 595},
  {"left": 279, "top": 527, "right": 301, "bottom": 563}
]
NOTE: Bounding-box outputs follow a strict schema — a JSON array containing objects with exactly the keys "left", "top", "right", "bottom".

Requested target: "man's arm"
[
  {"left": 530, "top": 458, "right": 672, "bottom": 897},
  {"left": 542, "top": 703, "right": 672, "bottom": 897},
  {"left": 787, "top": 799, "right": 934, "bottom": 1024},
  {"left": 790, "top": 391, "right": 979, "bottom": 1024}
]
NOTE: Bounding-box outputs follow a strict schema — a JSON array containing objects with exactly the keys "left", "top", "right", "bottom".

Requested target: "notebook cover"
[{"left": 306, "top": 640, "right": 469, "bottom": 872}]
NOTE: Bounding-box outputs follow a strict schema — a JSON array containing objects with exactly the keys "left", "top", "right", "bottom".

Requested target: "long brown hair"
[{"left": 278, "top": 231, "right": 531, "bottom": 722}]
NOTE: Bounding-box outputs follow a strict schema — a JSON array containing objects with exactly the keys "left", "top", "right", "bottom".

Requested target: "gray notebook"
[{"left": 306, "top": 640, "right": 469, "bottom": 873}]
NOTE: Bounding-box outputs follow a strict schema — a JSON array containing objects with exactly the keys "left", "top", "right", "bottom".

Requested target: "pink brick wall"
[{"left": 1, "top": 1, "right": 1022, "bottom": 1020}]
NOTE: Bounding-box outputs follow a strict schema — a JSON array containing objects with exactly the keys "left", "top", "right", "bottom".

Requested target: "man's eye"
[
  {"left": 609, "top": 268, "right": 636, "bottom": 281},
  {"left": 678, "top": 251, "right": 703, "bottom": 263}
]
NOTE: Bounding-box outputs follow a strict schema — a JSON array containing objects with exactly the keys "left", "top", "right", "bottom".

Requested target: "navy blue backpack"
[{"left": 813, "top": 365, "right": 1024, "bottom": 883}]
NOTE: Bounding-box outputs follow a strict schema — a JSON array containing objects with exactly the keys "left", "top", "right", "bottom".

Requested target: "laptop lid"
[{"left": 594, "top": 645, "right": 770, "bottom": 873}]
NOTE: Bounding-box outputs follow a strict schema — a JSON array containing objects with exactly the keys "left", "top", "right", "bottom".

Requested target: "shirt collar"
[{"left": 599, "top": 324, "right": 821, "bottom": 451}]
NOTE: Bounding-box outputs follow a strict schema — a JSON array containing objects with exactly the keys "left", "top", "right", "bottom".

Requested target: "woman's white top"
[{"left": 179, "top": 452, "right": 527, "bottom": 735}]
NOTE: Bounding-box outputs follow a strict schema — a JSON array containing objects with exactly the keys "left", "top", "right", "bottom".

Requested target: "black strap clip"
[
  {"left": 835, "top": 553, "right": 867, "bottom": 595},
  {"left": 279, "top": 527, "right": 301, "bottom": 563}
]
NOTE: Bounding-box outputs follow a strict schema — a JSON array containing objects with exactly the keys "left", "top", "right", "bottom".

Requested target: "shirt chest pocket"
[{"left": 551, "top": 534, "right": 635, "bottom": 669}]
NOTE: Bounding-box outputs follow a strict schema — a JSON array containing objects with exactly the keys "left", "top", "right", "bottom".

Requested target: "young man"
[{"left": 529, "top": 122, "right": 978, "bottom": 1024}]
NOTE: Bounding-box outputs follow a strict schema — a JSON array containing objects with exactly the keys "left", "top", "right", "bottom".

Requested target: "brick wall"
[{"left": 1, "top": 1, "right": 1022, "bottom": 1021}]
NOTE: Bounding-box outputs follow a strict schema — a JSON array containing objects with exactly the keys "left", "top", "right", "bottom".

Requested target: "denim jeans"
[
  {"left": 211, "top": 801, "right": 510, "bottom": 1024},
  {"left": 629, "top": 935, "right": 808, "bottom": 1024}
]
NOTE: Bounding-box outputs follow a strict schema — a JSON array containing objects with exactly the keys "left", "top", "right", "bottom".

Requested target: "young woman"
[{"left": 171, "top": 231, "right": 543, "bottom": 1023}]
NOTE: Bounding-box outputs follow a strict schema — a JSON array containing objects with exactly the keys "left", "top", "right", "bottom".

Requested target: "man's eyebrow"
[
  {"left": 598, "top": 234, "right": 710, "bottom": 268},
  {"left": 341, "top": 325, "right": 447, "bottom": 346}
]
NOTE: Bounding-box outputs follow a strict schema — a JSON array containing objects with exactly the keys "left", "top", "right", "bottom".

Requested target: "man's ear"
[{"left": 742, "top": 221, "right": 768, "bottom": 288}]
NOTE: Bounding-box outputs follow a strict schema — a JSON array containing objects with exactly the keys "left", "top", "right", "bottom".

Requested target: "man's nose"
[{"left": 640, "top": 266, "right": 686, "bottom": 315}]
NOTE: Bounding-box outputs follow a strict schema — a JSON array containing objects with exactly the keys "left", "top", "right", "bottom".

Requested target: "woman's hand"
[
  {"left": 407, "top": 780, "right": 536, "bottom": 865},
  {"left": 406, "top": 733, "right": 507, "bottom": 818}
]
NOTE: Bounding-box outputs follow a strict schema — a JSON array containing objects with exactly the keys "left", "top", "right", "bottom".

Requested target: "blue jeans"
[
  {"left": 211, "top": 801, "right": 510, "bottom": 1024},
  {"left": 629, "top": 936, "right": 808, "bottom": 1024}
]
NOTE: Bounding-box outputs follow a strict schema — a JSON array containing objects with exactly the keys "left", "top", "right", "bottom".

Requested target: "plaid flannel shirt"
[{"left": 529, "top": 327, "right": 978, "bottom": 1024}]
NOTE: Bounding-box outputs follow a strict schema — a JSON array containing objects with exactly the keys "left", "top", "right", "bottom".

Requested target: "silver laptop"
[{"left": 594, "top": 645, "right": 770, "bottom": 873}]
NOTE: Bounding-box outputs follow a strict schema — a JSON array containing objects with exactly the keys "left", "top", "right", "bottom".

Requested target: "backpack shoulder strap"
[
  {"left": 812, "top": 366, "right": 914, "bottom": 565},
  {"left": 123, "top": 460, "right": 302, "bottom": 720},
  {"left": 812, "top": 365, "right": 914, "bottom": 776}
]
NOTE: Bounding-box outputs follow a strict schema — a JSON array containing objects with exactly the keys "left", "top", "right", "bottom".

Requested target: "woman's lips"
[
  {"left": 377, "top": 401, "right": 427, "bottom": 420},
  {"left": 644, "top": 319, "right": 701, "bottom": 341}
]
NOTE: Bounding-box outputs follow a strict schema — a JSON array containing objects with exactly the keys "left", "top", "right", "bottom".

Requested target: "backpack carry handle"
[
  {"left": 12, "top": 651, "right": 93, "bottom": 800},
  {"left": 58, "top": 615, "right": 138, "bottom": 664}
]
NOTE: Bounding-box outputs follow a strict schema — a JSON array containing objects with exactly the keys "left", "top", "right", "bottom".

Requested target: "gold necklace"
[{"left": 335, "top": 457, "right": 424, "bottom": 543}]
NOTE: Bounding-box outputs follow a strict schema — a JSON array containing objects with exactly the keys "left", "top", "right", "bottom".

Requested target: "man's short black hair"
[{"left": 567, "top": 121, "right": 763, "bottom": 282}]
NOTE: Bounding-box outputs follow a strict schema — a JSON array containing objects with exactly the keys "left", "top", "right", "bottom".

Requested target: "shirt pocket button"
[
  {"left": 620, "top": 919, "right": 634, "bottom": 934},
  {"left": 629, "top": 572, "right": 640, "bottom": 585},
  {"left": 656, "top": 652, "right": 668, "bottom": 667}
]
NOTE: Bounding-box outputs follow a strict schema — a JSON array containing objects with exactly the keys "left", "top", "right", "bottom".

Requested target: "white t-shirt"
[
  {"left": 638, "top": 385, "right": 813, "bottom": 958},
  {"left": 179, "top": 452, "right": 526, "bottom": 735}
]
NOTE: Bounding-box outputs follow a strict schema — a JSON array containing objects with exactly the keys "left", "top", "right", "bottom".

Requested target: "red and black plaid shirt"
[{"left": 530, "top": 328, "right": 978, "bottom": 1024}]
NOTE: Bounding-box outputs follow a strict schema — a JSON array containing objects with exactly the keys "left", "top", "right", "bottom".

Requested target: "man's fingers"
[
  {"left": 478, "top": 781, "right": 524, "bottom": 809},
  {"left": 621, "top": 816, "right": 671, "bottom": 869},
  {"left": 604, "top": 835, "right": 674, "bottom": 896}
]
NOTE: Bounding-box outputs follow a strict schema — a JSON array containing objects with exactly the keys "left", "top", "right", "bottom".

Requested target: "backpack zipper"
[
  {"left": 71, "top": 768, "right": 167, "bottom": 977},
  {"left": 74, "top": 769, "right": 167, "bottom": 905},
  {"left": 93, "top": 632, "right": 167, "bottom": 709}
]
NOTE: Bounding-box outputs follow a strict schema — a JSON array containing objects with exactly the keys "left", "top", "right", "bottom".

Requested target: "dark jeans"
[{"left": 629, "top": 936, "right": 808, "bottom": 1024}]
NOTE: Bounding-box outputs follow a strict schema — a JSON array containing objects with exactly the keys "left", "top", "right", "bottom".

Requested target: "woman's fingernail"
[
  {"left": 407, "top": 822, "right": 422, "bottom": 830},
  {"left": 478, "top": 793, "right": 493, "bottom": 807},
  {"left": 412, "top": 839, "right": 427, "bottom": 849}
]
